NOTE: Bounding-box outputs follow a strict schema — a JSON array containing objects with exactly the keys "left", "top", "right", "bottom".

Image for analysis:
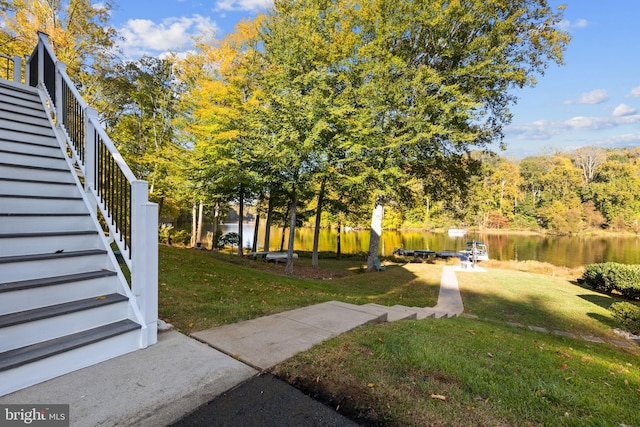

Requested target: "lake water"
[{"left": 219, "top": 224, "right": 640, "bottom": 268}]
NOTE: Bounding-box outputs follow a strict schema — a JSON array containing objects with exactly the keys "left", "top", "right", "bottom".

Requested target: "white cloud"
[
  {"left": 629, "top": 86, "right": 640, "bottom": 97},
  {"left": 506, "top": 120, "right": 565, "bottom": 140},
  {"left": 564, "top": 89, "right": 609, "bottom": 105},
  {"left": 118, "top": 15, "right": 218, "bottom": 58},
  {"left": 558, "top": 18, "right": 589, "bottom": 30},
  {"left": 573, "top": 19, "right": 589, "bottom": 29},
  {"left": 507, "top": 113, "right": 640, "bottom": 141},
  {"left": 216, "top": 0, "right": 272, "bottom": 12},
  {"left": 612, "top": 103, "right": 637, "bottom": 117}
]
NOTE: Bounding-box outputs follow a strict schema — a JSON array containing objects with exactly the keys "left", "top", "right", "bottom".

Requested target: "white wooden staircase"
[{"left": 0, "top": 34, "right": 157, "bottom": 396}]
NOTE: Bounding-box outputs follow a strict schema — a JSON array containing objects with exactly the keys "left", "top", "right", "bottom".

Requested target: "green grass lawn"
[
  {"left": 158, "top": 246, "right": 640, "bottom": 426},
  {"left": 274, "top": 318, "right": 640, "bottom": 426},
  {"left": 456, "top": 268, "right": 622, "bottom": 336},
  {"left": 158, "top": 246, "right": 441, "bottom": 332}
]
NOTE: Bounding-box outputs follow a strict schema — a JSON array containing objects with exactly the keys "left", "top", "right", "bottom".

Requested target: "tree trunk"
[
  {"left": 157, "top": 197, "right": 164, "bottom": 222},
  {"left": 285, "top": 187, "right": 297, "bottom": 276},
  {"left": 264, "top": 193, "right": 274, "bottom": 252},
  {"left": 196, "top": 200, "right": 204, "bottom": 247},
  {"left": 280, "top": 203, "right": 289, "bottom": 252},
  {"left": 212, "top": 202, "right": 220, "bottom": 251},
  {"left": 190, "top": 201, "right": 197, "bottom": 247},
  {"left": 366, "top": 195, "right": 384, "bottom": 272},
  {"left": 311, "top": 179, "right": 326, "bottom": 267},
  {"left": 252, "top": 196, "right": 261, "bottom": 252},
  {"left": 237, "top": 188, "right": 244, "bottom": 256},
  {"left": 336, "top": 216, "right": 341, "bottom": 259}
]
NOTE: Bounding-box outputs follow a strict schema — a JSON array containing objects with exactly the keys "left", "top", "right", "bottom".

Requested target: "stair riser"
[
  {"left": 0, "top": 120, "right": 55, "bottom": 138},
  {"left": 1, "top": 151, "right": 68, "bottom": 169},
  {"left": 0, "top": 233, "right": 101, "bottom": 256},
  {"left": 0, "top": 276, "right": 119, "bottom": 315},
  {"left": 0, "top": 104, "right": 48, "bottom": 120},
  {"left": 0, "top": 301, "right": 130, "bottom": 352},
  {"left": 0, "top": 110, "right": 51, "bottom": 127},
  {"left": 0, "top": 196, "right": 86, "bottom": 214},
  {"left": 0, "top": 215, "right": 95, "bottom": 233},
  {"left": 0, "top": 329, "right": 141, "bottom": 396},
  {"left": 0, "top": 166, "right": 75, "bottom": 183},
  {"left": 0, "top": 139, "right": 62, "bottom": 157},
  {"left": 0, "top": 253, "right": 110, "bottom": 282},
  {"left": 0, "top": 180, "right": 79, "bottom": 198},
  {"left": 0, "top": 129, "right": 57, "bottom": 146}
]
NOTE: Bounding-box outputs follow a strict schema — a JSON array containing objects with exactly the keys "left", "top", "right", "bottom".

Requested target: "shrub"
[
  {"left": 220, "top": 232, "right": 240, "bottom": 248},
  {"left": 582, "top": 263, "right": 640, "bottom": 300},
  {"left": 609, "top": 301, "right": 640, "bottom": 335}
]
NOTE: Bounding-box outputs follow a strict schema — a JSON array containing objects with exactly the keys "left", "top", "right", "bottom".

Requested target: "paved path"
[{"left": 192, "top": 265, "right": 475, "bottom": 370}]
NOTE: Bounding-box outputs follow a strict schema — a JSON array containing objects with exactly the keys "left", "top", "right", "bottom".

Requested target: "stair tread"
[
  {"left": 0, "top": 138, "right": 60, "bottom": 150},
  {"left": 0, "top": 249, "right": 106, "bottom": 264},
  {"left": 0, "top": 82, "right": 39, "bottom": 96},
  {"left": 0, "top": 319, "right": 140, "bottom": 372},
  {"left": 0, "top": 230, "right": 97, "bottom": 239},
  {"left": 0, "top": 213, "right": 90, "bottom": 217},
  {"left": 0, "top": 270, "right": 116, "bottom": 293},
  {"left": 0, "top": 177, "right": 76, "bottom": 186},
  {"left": 0, "top": 118, "right": 51, "bottom": 129},
  {"left": 0, "top": 148, "right": 65, "bottom": 160},
  {"left": 0, "top": 85, "right": 40, "bottom": 98},
  {"left": 0, "top": 162, "right": 69, "bottom": 172},
  {"left": 0, "top": 194, "right": 82, "bottom": 200},
  {"left": 0, "top": 293, "right": 128, "bottom": 328}
]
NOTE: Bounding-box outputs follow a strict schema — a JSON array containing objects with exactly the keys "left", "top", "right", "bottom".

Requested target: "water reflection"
[{"left": 219, "top": 223, "right": 640, "bottom": 268}]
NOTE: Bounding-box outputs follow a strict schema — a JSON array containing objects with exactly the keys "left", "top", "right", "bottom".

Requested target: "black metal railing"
[
  {"left": 0, "top": 54, "right": 15, "bottom": 81},
  {"left": 27, "top": 32, "right": 139, "bottom": 264},
  {"left": 61, "top": 78, "right": 85, "bottom": 162},
  {"left": 95, "top": 130, "right": 132, "bottom": 256},
  {"left": 28, "top": 48, "right": 38, "bottom": 87}
]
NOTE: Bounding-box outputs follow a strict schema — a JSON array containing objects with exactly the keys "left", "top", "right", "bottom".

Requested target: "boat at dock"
[
  {"left": 392, "top": 240, "right": 488, "bottom": 262},
  {"left": 459, "top": 241, "right": 489, "bottom": 261},
  {"left": 447, "top": 228, "right": 467, "bottom": 237}
]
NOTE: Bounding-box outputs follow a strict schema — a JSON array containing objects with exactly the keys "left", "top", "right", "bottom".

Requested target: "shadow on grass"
[
  {"left": 578, "top": 293, "right": 616, "bottom": 309},
  {"left": 457, "top": 272, "right": 623, "bottom": 337}
]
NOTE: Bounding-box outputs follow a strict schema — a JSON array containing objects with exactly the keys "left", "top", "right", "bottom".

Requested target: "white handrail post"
[
  {"left": 36, "top": 32, "right": 46, "bottom": 87},
  {"left": 24, "top": 55, "right": 30, "bottom": 86},
  {"left": 84, "top": 108, "right": 98, "bottom": 213},
  {"left": 12, "top": 55, "right": 21, "bottom": 83},
  {"left": 55, "top": 62, "right": 65, "bottom": 124},
  {"left": 131, "top": 181, "right": 158, "bottom": 347}
]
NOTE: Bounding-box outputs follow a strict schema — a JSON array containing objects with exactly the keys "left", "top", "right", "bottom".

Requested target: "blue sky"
[{"left": 108, "top": 0, "right": 640, "bottom": 159}]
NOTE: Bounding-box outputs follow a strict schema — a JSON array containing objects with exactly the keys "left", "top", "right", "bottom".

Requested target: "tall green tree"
[
  {"left": 588, "top": 159, "right": 640, "bottom": 230},
  {"left": 0, "top": 0, "right": 118, "bottom": 92},
  {"left": 99, "top": 56, "right": 186, "bottom": 217},
  {"left": 259, "top": 0, "right": 364, "bottom": 273},
  {"left": 346, "top": 0, "right": 569, "bottom": 269},
  {"left": 183, "top": 17, "right": 265, "bottom": 255}
]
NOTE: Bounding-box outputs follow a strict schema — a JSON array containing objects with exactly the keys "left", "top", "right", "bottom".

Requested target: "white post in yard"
[{"left": 131, "top": 180, "right": 158, "bottom": 347}]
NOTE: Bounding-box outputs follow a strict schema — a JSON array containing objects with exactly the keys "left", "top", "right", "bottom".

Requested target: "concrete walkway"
[
  {"left": 192, "top": 266, "right": 471, "bottom": 370},
  {"left": 0, "top": 264, "right": 476, "bottom": 426}
]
